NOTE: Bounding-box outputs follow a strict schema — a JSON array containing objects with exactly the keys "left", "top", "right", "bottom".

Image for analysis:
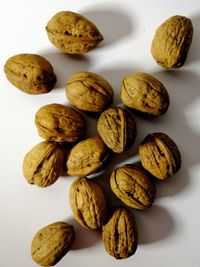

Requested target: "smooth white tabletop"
[{"left": 0, "top": 0, "right": 200, "bottom": 266}]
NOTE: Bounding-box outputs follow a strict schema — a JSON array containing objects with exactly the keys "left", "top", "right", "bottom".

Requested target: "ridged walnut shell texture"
[
  {"left": 66, "top": 71, "right": 113, "bottom": 112},
  {"left": 110, "top": 165, "right": 156, "bottom": 209},
  {"left": 139, "top": 132, "right": 181, "bottom": 180},
  {"left": 151, "top": 15, "right": 193, "bottom": 68},
  {"left": 66, "top": 137, "right": 110, "bottom": 177},
  {"left": 31, "top": 222, "right": 74, "bottom": 266},
  {"left": 4, "top": 54, "right": 57, "bottom": 94},
  {"left": 23, "top": 141, "right": 64, "bottom": 187},
  {"left": 102, "top": 208, "right": 138, "bottom": 259},
  {"left": 121, "top": 72, "right": 169, "bottom": 117},
  {"left": 46, "top": 11, "right": 103, "bottom": 54},
  {"left": 35, "top": 103, "right": 86, "bottom": 142},
  {"left": 97, "top": 107, "right": 137, "bottom": 153},
  {"left": 70, "top": 177, "right": 107, "bottom": 229}
]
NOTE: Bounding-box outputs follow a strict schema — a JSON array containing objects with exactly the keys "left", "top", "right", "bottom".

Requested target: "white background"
[{"left": 0, "top": 0, "right": 200, "bottom": 266}]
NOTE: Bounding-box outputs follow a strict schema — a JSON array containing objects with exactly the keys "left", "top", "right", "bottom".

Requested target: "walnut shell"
[
  {"left": 102, "top": 208, "right": 138, "bottom": 259},
  {"left": 97, "top": 107, "right": 137, "bottom": 153},
  {"left": 139, "top": 132, "right": 181, "bottom": 180},
  {"left": 4, "top": 54, "right": 56, "bottom": 94},
  {"left": 70, "top": 177, "right": 107, "bottom": 229},
  {"left": 23, "top": 141, "right": 64, "bottom": 187},
  {"left": 66, "top": 137, "right": 110, "bottom": 177},
  {"left": 31, "top": 222, "right": 74, "bottom": 266},
  {"left": 121, "top": 72, "right": 169, "bottom": 117},
  {"left": 46, "top": 11, "right": 103, "bottom": 54},
  {"left": 35, "top": 103, "right": 86, "bottom": 142},
  {"left": 110, "top": 165, "right": 156, "bottom": 209},
  {"left": 151, "top": 15, "right": 193, "bottom": 68},
  {"left": 66, "top": 71, "right": 113, "bottom": 112}
]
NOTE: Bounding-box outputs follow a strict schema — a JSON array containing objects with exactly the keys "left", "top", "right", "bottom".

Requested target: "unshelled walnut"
[
  {"left": 4, "top": 54, "right": 56, "bottom": 94},
  {"left": 102, "top": 208, "right": 138, "bottom": 259},
  {"left": 31, "top": 222, "right": 74, "bottom": 266},
  {"left": 23, "top": 141, "right": 64, "bottom": 187},
  {"left": 121, "top": 72, "right": 169, "bottom": 117},
  {"left": 66, "top": 71, "right": 113, "bottom": 112},
  {"left": 97, "top": 107, "right": 137, "bottom": 153},
  {"left": 46, "top": 11, "right": 103, "bottom": 54},
  {"left": 110, "top": 165, "right": 156, "bottom": 209},
  {"left": 139, "top": 132, "right": 181, "bottom": 180},
  {"left": 70, "top": 177, "right": 107, "bottom": 229},
  {"left": 66, "top": 137, "right": 110, "bottom": 177},
  {"left": 151, "top": 15, "right": 193, "bottom": 68},
  {"left": 35, "top": 103, "right": 86, "bottom": 142}
]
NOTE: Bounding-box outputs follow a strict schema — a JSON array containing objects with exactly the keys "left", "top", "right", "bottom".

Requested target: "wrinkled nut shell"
[
  {"left": 67, "top": 137, "right": 110, "bottom": 177},
  {"left": 31, "top": 222, "right": 74, "bottom": 266},
  {"left": 23, "top": 141, "right": 64, "bottom": 187},
  {"left": 46, "top": 11, "right": 103, "bottom": 54},
  {"left": 151, "top": 15, "right": 193, "bottom": 68},
  {"left": 102, "top": 208, "right": 138, "bottom": 259},
  {"left": 97, "top": 107, "right": 137, "bottom": 153},
  {"left": 4, "top": 54, "right": 57, "bottom": 94},
  {"left": 110, "top": 165, "right": 156, "bottom": 209},
  {"left": 35, "top": 103, "right": 86, "bottom": 142},
  {"left": 66, "top": 71, "right": 113, "bottom": 112},
  {"left": 139, "top": 132, "right": 181, "bottom": 180},
  {"left": 121, "top": 72, "right": 169, "bottom": 117},
  {"left": 70, "top": 177, "right": 107, "bottom": 229}
]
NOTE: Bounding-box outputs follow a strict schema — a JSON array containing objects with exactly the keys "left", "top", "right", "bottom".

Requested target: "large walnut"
[
  {"left": 70, "top": 177, "right": 107, "bottom": 229},
  {"left": 23, "top": 141, "right": 64, "bottom": 187},
  {"left": 110, "top": 165, "right": 156, "bottom": 209},
  {"left": 66, "top": 71, "right": 113, "bottom": 112},
  {"left": 139, "top": 132, "right": 181, "bottom": 180},
  {"left": 102, "top": 208, "right": 138, "bottom": 259},
  {"left": 151, "top": 15, "right": 193, "bottom": 68},
  {"left": 121, "top": 72, "right": 169, "bottom": 117},
  {"left": 97, "top": 107, "right": 137, "bottom": 153},
  {"left": 46, "top": 11, "right": 103, "bottom": 54},
  {"left": 35, "top": 103, "right": 86, "bottom": 142}
]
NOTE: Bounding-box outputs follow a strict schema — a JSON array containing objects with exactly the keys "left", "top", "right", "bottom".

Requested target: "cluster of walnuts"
[{"left": 4, "top": 10, "right": 193, "bottom": 267}]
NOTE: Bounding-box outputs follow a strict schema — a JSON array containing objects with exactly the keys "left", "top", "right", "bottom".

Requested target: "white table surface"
[{"left": 0, "top": 0, "right": 200, "bottom": 266}]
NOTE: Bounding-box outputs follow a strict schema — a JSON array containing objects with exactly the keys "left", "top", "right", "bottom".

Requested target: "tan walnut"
[
  {"left": 139, "top": 132, "right": 181, "bottom": 180},
  {"left": 46, "top": 11, "right": 103, "bottom": 54},
  {"left": 35, "top": 103, "right": 86, "bottom": 142},
  {"left": 102, "top": 208, "right": 138, "bottom": 259},
  {"left": 31, "top": 222, "right": 75, "bottom": 266},
  {"left": 97, "top": 107, "right": 137, "bottom": 153},
  {"left": 110, "top": 165, "right": 156, "bottom": 209},
  {"left": 70, "top": 177, "right": 107, "bottom": 229},
  {"left": 151, "top": 15, "right": 193, "bottom": 68},
  {"left": 121, "top": 72, "right": 169, "bottom": 117},
  {"left": 66, "top": 71, "right": 113, "bottom": 112},
  {"left": 66, "top": 137, "right": 110, "bottom": 177},
  {"left": 23, "top": 141, "right": 64, "bottom": 187},
  {"left": 4, "top": 54, "right": 56, "bottom": 94}
]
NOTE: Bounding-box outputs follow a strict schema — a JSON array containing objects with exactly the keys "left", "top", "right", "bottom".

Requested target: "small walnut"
[
  {"left": 35, "top": 103, "right": 86, "bottom": 142},
  {"left": 70, "top": 177, "right": 107, "bottom": 229},
  {"left": 151, "top": 15, "right": 193, "bottom": 68},
  {"left": 139, "top": 132, "right": 181, "bottom": 180},
  {"left": 66, "top": 137, "right": 110, "bottom": 177},
  {"left": 66, "top": 71, "right": 113, "bottom": 112},
  {"left": 102, "top": 208, "right": 138, "bottom": 259},
  {"left": 121, "top": 72, "right": 169, "bottom": 117},
  {"left": 4, "top": 54, "right": 56, "bottom": 94},
  {"left": 23, "top": 141, "right": 64, "bottom": 187},
  {"left": 46, "top": 11, "right": 103, "bottom": 54},
  {"left": 110, "top": 165, "right": 156, "bottom": 209},
  {"left": 97, "top": 107, "right": 137, "bottom": 153},
  {"left": 31, "top": 222, "right": 74, "bottom": 266}
]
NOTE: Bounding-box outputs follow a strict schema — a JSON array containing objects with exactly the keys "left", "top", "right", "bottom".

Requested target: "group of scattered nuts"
[{"left": 4, "top": 10, "right": 193, "bottom": 266}]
